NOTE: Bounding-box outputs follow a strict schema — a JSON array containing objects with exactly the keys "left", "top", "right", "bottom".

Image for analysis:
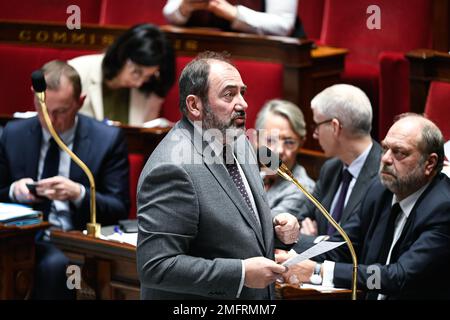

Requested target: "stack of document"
[{"left": 0, "top": 202, "right": 43, "bottom": 227}]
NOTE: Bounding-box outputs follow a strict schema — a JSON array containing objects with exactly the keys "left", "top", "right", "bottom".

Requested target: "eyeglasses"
[
  {"left": 265, "top": 137, "right": 300, "bottom": 151},
  {"left": 126, "top": 59, "right": 159, "bottom": 82},
  {"left": 312, "top": 118, "right": 334, "bottom": 132}
]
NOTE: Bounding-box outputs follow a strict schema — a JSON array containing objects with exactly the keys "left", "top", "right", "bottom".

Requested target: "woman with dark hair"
[{"left": 68, "top": 24, "right": 175, "bottom": 125}]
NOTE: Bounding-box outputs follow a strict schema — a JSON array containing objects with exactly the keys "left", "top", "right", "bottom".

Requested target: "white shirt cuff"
[
  {"left": 174, "top": 7, "right": 190, "bottom": 24},
  {"left": 322, "top": 260, "right": 335, "bottom": 287},
  {"left": 236, "top": 260, "right": 245, "bottom": 298},
  {"left": 72, "top": 184, "right": 86, "bottom": 208},
  {"left": 9, "top": 182, "right": 16, "bottom": 201},
  {"left": 313, "top": 235, "right": 330, "bottom": 244}
]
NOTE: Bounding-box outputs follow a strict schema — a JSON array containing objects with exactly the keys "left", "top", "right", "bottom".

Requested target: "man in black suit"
[
  {"left": 295, "top": 84, "right": 382, "bottom": 251},
  {"left": 279, "top": 113, "right": 450, "bottom": 299},
  {"left": 0, "top": 60, "right": 130, "bottom": 299}
]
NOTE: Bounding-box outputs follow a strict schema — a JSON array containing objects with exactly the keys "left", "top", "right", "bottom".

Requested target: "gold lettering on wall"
[
  {"left": 36, "top": 31, "right": 49, "bottom": 42},
  {"left": 14, "top": 28, "right": 118, "bottom": 48},
  {"left": 185, "top": 40, "right": 198, "bottom": 51},
  {"left": 18, "top": 30, "right": 31, "bottom": 41},
  {"left": 52, "top": 32, "right": 67, "bottom": 44}
]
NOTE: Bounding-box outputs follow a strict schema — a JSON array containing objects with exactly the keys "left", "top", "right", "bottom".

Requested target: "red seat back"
[
  {"left": 0, "top": 0, "right": 102, "bottom": 23},
  {"left": 320, "top": 0, "right": 432, "bottom": 66},
  {"left": 128, "top": 153, "right": 144, "bottom": 219},
  {"left": 99, "top": 0, "right": 167, "bottom": 26},
  {"left": 0, "top": 44, "right": 97, "bottom": 115},
  {"left": 424, "top": 81, "right": 450, "bottom": 141},
  {"left": 298, "top": 0, "right": 325, "bottom": 41}
]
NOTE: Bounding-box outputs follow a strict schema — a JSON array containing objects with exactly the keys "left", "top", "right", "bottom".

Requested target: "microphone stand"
[
  {"left": 34, "top": 92, "right": 101, "bottom": 238},
  {"left": 261, "top": 150, "right": 358, "bottom": 300}
]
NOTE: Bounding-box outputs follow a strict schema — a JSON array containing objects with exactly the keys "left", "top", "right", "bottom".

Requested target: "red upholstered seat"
[
  {"left": 161, "top": 56, "right": 283, "bottom": 128},
  {"left": 424, "top": 81, "right": 450, "bottom": 141},
  {"left": 320, "top": 0, "right": 433, "bottom": 140},
  {"left": 298, "top": 0, "right": 325, "bottom": 42},
  {"left": 0, "top": 0, "right": 102, "bottom": 23},
  {"left": 127, "top": 153, "right": 144, "bottom": 219},
  {"left": 99, "top": 0, "right": 167, "bottom": 26},
  {"left": 0, "top": 44, "right": 97, "bottom": 115}
]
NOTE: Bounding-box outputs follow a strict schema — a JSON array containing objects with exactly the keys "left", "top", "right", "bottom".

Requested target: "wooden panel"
[
  {"left": 0, "top": 222, "right": 50, "bottom": 299},
  {"left": 406, "top": 49, "right": 450, "bottom": 114}
]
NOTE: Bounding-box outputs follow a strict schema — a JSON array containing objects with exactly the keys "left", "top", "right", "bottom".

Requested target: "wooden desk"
[
  {"left": 406, "top": 49, "right": 450, "bottom": 114},
  {"left": 52, "top": 230, "right": 353, "bottom": 300},
  {"left": 51, "top": 230, "right": 139, "bottom": 300},
  {"left": 0, "top": 222, "right": 50, "bottom": 299}
]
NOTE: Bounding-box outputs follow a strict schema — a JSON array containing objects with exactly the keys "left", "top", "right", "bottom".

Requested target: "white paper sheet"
[{"left": 282, "top": 241, "right": 345, "bottom": 267}]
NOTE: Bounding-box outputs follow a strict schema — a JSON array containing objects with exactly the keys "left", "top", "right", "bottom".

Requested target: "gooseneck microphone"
[
  {"left": 31, "top": 70, "right": 101, "bottom": 238},
  {"left": 257, "top": 146, "right": 358, "bottom": 300}
]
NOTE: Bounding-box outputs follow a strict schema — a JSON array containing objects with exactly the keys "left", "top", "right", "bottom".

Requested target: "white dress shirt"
[
  {"left": 321, "top": 181, "right": 431, "bottom": 295},
  {"left": 163, "top": 0, "right": 298, "bottom": 36}
]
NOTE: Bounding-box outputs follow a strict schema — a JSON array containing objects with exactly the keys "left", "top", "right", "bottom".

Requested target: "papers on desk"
[
  {"left": 82, "top": 229, "right": 138, "bottom": 246},
  {"left": 0, "top": 202, "right": 43, "bottom": 226},
  {"left": 104, "top": 232, "right": 138, "bottom": 246},
  {"left": 142, "top": 117, "right": 174, "bottom": 128},
  {"left": 282, "top": 241, "right": 345, "bottom": 267},
  {"left": 300, "top": 283, "right": 347, "bottom": 292}
]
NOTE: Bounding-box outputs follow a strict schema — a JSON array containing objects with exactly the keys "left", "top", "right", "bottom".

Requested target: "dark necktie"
[
  {"left": 41, "top": 138, "right": 60, "bottom": 179},
  {"left": 327, "top": 169, "right": 353, "bottom": 235},
  {"left": 378, "top": 203, "right": 403, "bottom": 264},
  {"left": 40, "top": 137, "right": 60, "bottom": 217},
  {"left": 223, "top": 145, "right": 260, "bottom": 226}
]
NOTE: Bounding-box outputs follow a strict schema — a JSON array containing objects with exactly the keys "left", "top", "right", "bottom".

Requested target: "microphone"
[
  {"left": 31, "top": 70, "right": 101, "bottom": 238},
  {"left": 257, "top": 146, "right": 358, "bottom": 300}
]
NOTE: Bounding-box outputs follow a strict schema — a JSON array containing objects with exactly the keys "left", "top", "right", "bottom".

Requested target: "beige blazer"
[{"left": 68, "top": 54, "right": 162, "bottom": 125}]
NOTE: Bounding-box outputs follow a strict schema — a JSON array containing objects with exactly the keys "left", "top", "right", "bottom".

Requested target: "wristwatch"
[{"left": 309, "top": 262, "right": 322, "bottom": 285}]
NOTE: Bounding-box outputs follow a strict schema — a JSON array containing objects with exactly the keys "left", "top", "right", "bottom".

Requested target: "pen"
[{"left": 114, "top": 226, "right": 123, "bottom": 235}]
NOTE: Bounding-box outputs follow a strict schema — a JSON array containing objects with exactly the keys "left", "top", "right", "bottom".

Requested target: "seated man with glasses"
[
  {"left": 255, "top": 99, "right": 315, "bottom": 218},
  {"left": 291, "top": 84, "right": 382, "bottom": 253}
]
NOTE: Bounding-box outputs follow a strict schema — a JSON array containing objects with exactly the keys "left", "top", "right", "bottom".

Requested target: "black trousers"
[{"left": 32, "top": 236, "right": 75, "bottom": 300}]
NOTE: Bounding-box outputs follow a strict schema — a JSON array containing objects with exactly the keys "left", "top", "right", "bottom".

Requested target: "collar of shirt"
[
  {"left": 41, "top": 116, "right": 78, "bottom": 146},
  {"left": 346, "top": 142, "right": 373, "bottom": 179},
  {"left": 391, "top": 181, "right": 431, "bottom": 219}
]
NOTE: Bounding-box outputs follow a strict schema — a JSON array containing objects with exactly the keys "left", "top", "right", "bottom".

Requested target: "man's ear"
[
  {"left": 186, "top": 95, "right": 202, "bottom": 120},
  {"left": 79, "top": 95, "right": 86, "bottom": 107},
  {"left": 424, "top": 153, "right": 438, "bottom": 176}
]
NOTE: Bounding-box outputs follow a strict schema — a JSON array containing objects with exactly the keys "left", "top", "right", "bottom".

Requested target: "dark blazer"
[
  {"left": 321, "top": 174, "right": 450, "bottom": 299},
  {"left": 0, "top": 115, "right": 130, "bottom": 229},
  {"left": 137, "top": 118, "right": 275, "bottom": 300},
  {"left": 294, "top": 142, "right": 382, "bottom": 252}
]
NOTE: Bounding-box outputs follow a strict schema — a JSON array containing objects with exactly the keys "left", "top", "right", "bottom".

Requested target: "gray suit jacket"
[
  {"left": 294, "top": 142, "right": 382, "bottom": 252},
  {"left": 137, "top": 118, "right": 275, "bottom": 300}
]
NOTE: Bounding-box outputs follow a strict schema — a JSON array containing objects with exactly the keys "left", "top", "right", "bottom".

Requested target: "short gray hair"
[
  {"left": 311, "top": 84, "right": 372, "bottom": 136},
  {"left": 255, "top": 99, "right": 306, "bottom": 138}
]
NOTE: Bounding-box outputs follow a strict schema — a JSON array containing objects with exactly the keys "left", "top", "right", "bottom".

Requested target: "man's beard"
[
  {"left": 202, "top": 103, "right": 246, "bottom": 143},
  {"left": 379, "top": 159, "right": 427, "bottom": 196}
]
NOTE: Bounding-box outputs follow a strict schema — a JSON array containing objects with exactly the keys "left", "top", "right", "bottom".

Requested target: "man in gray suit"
[
  {"left": 136, "top": 51, "right": 300, "bottom": 300},
  {"left": 294, "top": 84, "right": 382, "bottom": 252}
]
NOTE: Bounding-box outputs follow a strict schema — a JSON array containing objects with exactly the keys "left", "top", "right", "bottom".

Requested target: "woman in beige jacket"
[{"left": 69, "top": 24, "right": 175, "bottom": 126}]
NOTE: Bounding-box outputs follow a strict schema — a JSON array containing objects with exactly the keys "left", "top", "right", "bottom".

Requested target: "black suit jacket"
[
  {"left": 0, "top": 115, "right": 130, "bottom": 229},
  {"left": 294, "top": 142, "right": 382, "bottom": 252},
  {"left": 320, "top": 174, "right": 450, "bottom": 299}
]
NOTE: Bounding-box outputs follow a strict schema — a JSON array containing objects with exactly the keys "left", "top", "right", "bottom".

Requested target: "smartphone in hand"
[{"left": 26, "top": 182, "right": 39, "bottom": 195}]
